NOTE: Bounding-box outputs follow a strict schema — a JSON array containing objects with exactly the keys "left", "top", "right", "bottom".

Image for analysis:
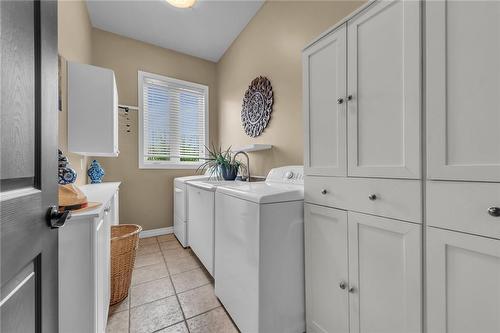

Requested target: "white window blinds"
[{"left": 139, "top": 71, "right": 208, "bottom": 168}]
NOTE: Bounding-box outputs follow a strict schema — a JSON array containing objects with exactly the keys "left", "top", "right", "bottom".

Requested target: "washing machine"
[
  {"left": 214, "top": 166, "right": 305, "bottom": 333},
  {"left": 173, "top": 171, "right": 214, "bottom": 247},
  {"left": 186, "top": 179, "right": 249, "bottom": 276}
]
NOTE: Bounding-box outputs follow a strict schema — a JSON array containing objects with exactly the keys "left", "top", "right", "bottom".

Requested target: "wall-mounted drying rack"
[
  {"left": 118, "top": 105, "right": 138, "bottom": 133},
  {"left": 118, "top": 105, "right": 138, "bottom": 111}
]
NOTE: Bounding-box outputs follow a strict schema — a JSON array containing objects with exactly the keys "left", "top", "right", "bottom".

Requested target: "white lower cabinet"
[
  {"left": 59, "top": 183, "right": 119, "bottom": 333},
  {"left": 305, "top": 204, "right": 349, "bottom": 333},
  {"left": 305, "top": 204, "right": 421, "bottom": 333},
  {"left": 427, "top": 227, "right": 500, "bottom": 333},
  {"left": 348, "top": 212, "right": 421, "bottom": 333}
]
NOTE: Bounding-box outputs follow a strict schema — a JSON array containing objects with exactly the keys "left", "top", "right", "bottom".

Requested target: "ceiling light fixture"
[{"left": 165, "top": 0, "right": 196, "bottom": 9}]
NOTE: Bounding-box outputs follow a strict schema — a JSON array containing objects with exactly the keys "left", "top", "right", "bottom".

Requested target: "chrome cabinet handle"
[
  {"left": 339, "top": 281, "right": 346, "bottom": 290},
  {"left": 488, "top": 207, "right": 500, "bottom": 217},
  {"left": 337, "top": 97, "right": 344, "bottom": 104},
  {"left": 368, "top": 194, "right": 377, "bottom": 201},
  {"left": 321, "top": 189, "right": 328, "bottom": 195},
  {"left": 348, "top": 286, "right": 355, "bottom": 293}
]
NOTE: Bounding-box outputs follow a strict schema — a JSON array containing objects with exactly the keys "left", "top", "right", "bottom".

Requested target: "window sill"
[{"left": 139, "top": 162, "right": 203, "bottom": 170}]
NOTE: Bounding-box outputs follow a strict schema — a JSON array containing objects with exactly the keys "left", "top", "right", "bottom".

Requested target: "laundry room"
[{"left": 1, "top": 1, "right": 499, "bottom": 333}]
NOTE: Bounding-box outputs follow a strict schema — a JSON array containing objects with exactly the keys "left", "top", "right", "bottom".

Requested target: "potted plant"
[{"left": 197, "top": 145, "right": 246, "bottom": 181}]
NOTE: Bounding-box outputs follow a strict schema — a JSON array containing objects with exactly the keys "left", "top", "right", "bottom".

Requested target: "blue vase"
[
  {"left": 88, "top": 160, "right": 105, "bottom": 184},
  {"left": 221, "top": 164, "right": 238, "bottom": 181},
  {"left": 58, "top": 149, "right": 77, "bottom": 184}
]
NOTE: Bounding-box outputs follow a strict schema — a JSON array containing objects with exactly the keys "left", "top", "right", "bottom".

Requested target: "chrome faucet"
[{"left": 232, "top": 151, "right": 250, "bottom": 182}]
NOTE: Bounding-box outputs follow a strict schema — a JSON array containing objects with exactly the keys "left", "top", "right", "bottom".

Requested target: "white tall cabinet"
[
  {"left": 425, "top": 1, "right": 500, "bottom": 333},
  {"left": 304, "top": 1, "right": 422, "bottom": 332},
  {"left": 304, "top": 1, "right": 500, "bottom": 333}
]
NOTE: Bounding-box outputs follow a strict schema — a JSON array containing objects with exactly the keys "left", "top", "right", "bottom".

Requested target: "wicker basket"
[{"left": 110, "top": 224, "right": 142, "bottom": 305}]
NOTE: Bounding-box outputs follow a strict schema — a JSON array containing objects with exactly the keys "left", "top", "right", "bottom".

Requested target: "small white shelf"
[{"left": 231, "top": 144, "right": 272, "bottom": 153}]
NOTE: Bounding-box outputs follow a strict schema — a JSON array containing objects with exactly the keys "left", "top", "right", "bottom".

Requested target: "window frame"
[{"left": 138, "top": 70, "right": 209, "bottom": 169}]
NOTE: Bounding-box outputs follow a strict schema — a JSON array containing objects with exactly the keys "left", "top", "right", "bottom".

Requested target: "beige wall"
[
  {"left": 58, "top": 0, "right": 93, "bottom": 185},
  {"left": 58, "top": 1, "right": 365, "bottom": 231},
  {"left": 91, "top": 29, "right": 217, "bottom": 231},
  {"left": 217, "top": 0, "right": 365, "bottom": 176}
]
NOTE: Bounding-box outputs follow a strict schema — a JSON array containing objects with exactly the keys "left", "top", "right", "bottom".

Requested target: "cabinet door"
[
  {"left": 111, "top": 191, "right": 119, "bottom": 226},
  {"left": 303, "top": 24, "right": 347, "bottom": 176},
  {"left": 426, "top": 1, "right": 500, "bottom": 181},
  {"left": 347, "top": 0, "right": 420, "bottom": 179},
  {"left": 187, "top": 186, "right": 215, "bottom": 276},
  {"left": 348, "top": 212, "right": 421, "bottom": 333},
  {"left": 305, "top": 204, "right": 349, "bottom": 333},
  {"left": 427, "top": 227, "right": 500, "bottom": 333},
  {"left": 103, "top": 208, "right": 111, "bottom": 320},
  {"left": 95, "top": 218, "right": 106, "bottom": 333}
]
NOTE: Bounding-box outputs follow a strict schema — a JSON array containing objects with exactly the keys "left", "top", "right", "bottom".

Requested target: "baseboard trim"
[{"left": 139, "top": 227, "right": 173, "bottom": 238}]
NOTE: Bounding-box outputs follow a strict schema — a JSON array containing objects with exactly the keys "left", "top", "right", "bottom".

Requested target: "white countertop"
[{"left": 70, "top": 182, "right": 121, "bottom": 219}]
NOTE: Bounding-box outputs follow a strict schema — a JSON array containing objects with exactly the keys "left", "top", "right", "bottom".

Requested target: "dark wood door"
[{"left": 0, "top": 1, "right": 59, "bottom": 332}]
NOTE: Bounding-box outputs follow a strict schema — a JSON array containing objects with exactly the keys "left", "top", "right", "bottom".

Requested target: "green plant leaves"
[{"left": 195, "top": 143, "right": 247, "bottom": 179}]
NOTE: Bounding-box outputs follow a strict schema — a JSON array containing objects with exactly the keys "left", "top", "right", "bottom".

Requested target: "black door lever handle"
[
  {"left": 46, "top": 206, "right": 71, "bottom": 228},
  {"left": 488, "top": 207, "right": 500, "bottom": 217}
]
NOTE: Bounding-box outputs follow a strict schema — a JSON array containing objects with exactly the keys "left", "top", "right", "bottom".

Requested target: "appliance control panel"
[{"left": 266, "top": 166, "right": 304, "bottom": 184}]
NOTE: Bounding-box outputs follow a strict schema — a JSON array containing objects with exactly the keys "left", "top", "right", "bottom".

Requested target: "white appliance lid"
[
  {"left": 216, "top": 182, "right": 303, "bottom": 204},
  {"left": 216, "top": 165, "right": 304, "bottom": 203},
  {"left": 187, "top": 180, "right": 241, "bottom": 192},
  {"left": 174, "top": 175, "right": 209, "bottom": 184},
  {"left": 174, "top": 169, "right": 214, "bottom": 184}
]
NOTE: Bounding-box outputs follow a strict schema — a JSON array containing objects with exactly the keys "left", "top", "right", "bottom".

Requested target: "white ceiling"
[{"left": 86, "top": 0, "right": 264, "bottom": 62}]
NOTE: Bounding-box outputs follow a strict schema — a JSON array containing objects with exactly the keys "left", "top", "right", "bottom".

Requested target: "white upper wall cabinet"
[
  {"left": 68, "top": 62, "right": 119, "bottom": 157},
  {"left": 427, "top": 1, "right": 500, "bottom": 181},
  {"left": 347, "top": 0, "right": 421, "bottom": 179},
  {"left": 303, "top": 24, "right": 347, "bottom": 177}
]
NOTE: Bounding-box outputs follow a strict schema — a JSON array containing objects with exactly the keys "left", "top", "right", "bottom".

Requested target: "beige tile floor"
[{"left": 107, "top": 234, "right": 239, "bottom": 333}]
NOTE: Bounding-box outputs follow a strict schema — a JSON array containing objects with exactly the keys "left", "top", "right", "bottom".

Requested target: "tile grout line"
[
  {"left": 130, "top": 236, "right": 155, "bottom": 333},
  {"left": 150, "top": 319, "right": 187, "bottom": 333},
  {"left": 160, "top": 237, "right": 192, "bottom": 333},
  {"left": 157, "top": 237, "right": 223, "bottom": 330},
  {"left": 130, "top": 274, "right": 210, "bottom": 300},
  {"left": 130, "top": 237, "right": 160, "bottom": 333},
  {"left": 182, "top": 304, "right": 221, "bottom": 321},
  {"left": 173, "top": 282, "right": 212, "bottom": 297},
  {"left": 129, "top": 236, "right": 220, "bottom": 333},
  {"left": 138, "top": 236, "right": 239, "bottom": 333},
  {"left": 125, "top": 279, "right": 212, "bottom": 313}
]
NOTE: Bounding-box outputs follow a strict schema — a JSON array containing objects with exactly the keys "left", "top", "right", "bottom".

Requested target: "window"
[{"left": 138, "top": 71, "right": 208, "bottom": 169}]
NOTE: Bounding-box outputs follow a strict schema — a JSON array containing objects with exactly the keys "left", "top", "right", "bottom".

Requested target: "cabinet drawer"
[
  {"left": 427, "top": 181, "right": 500, "bottom": 239},
  {"left": 305, "top": 176, "right": 422, "bottom": 223}
]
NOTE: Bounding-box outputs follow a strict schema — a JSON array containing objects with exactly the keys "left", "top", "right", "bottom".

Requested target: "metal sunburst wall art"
[{"left": 241, "top": 76, "right": 274, "bottom": 137}]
